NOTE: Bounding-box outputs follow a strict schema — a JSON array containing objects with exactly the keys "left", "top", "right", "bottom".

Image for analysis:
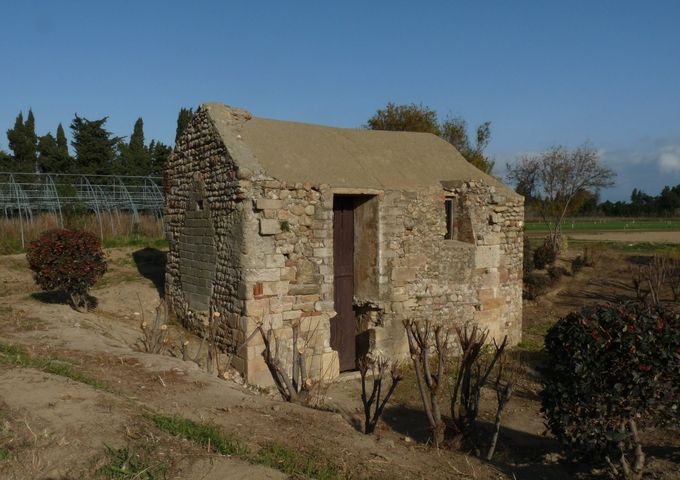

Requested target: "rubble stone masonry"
[{"left": 165, "top": 106, "right": 523, "bottom": 386}]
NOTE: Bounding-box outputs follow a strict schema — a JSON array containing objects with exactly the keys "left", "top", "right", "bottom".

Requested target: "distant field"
[{"left": 525, "top": 218, "right": 680, "bottom": 232}]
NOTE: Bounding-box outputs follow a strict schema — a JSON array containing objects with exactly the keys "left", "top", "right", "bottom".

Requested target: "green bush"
[
  {"left": 26, "top": 229, "right": 107, "bottom": 312},
  {"left": 533, "top": 241, "right": 557, "bottom": 269},
  {"left": 542, "top": 303, "right": 680, "bottom": 476}
]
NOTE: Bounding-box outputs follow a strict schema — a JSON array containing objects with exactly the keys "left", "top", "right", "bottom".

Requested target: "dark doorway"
[{"left": 332, "top": 196, "right": 356, "bottom": 371}]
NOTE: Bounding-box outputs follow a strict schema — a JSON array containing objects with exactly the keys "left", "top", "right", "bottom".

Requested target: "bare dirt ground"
[
  {"left": 0, "top": 247, "right": 506, "bottom": 479},
  {"left": 567, "top": 230, "right": 680, "bottom": 243},
  {"left": 0, "top": 246, "right": 678, "bottom": 479}
]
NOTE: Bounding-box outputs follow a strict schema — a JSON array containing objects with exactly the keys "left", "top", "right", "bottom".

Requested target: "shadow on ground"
[
  {"left": 379, "top": 405, "right": 594, "bottom": 479},
  {"left": 30, "top": 291, "right": 98, "bottom": 310},
  {"left": 132, "top": 247, "right": 167, "bottom": 298}
]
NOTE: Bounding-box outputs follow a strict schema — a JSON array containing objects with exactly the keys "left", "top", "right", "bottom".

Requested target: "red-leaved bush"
[{"left": 26, "top": 229, "right": 107, "bottom": 312}]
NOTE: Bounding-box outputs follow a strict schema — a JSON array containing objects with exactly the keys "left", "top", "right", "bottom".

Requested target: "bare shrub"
[
  {"left": 138, "top": 301, "right": 169, "bottom": 354},
  {"left": 486, "top": 352, "right": 517, "bottom": 460},
  {"left": 258, "top": 320, "right": 313, "bottom": 404},
  {"left": 188, "top": 310, "right": 252, "bottom": 378},
  {"left": 667, "top": 257, "right": 680, "bottom": 302},
  {"left": 403, "top": 319, "right": 450, "bottom": 449},
  {"left": 647, "top": 256, "right": 668, "bottom": 307},
  {"left": 583, "top": 244, "right": 604, "bottom": 267},
  {"left": 358, "top": 352, "right": 403, "bottom": 434},
  {"left": 630, "top": 265, "right": 649, "bottom": 303},
  {"left": 450, "top": 324, "right": 508, "bottom": 450},
  {"left": 630, "top": 255, "right": 669, "bottom": 306}
]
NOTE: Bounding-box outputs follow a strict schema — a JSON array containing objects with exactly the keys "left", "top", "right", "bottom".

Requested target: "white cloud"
[{"left": 659, "top": 145, "right": 680, "bottom": 173}]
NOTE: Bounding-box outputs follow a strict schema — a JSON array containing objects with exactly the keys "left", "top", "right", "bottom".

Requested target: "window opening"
[{"left": 445, "top": 198, "right": 455, "bottom": 240}]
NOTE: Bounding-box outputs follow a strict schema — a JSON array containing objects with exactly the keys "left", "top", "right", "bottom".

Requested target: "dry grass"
[{"left": 0, "top": 212, "right": 164, "bottom": 254}]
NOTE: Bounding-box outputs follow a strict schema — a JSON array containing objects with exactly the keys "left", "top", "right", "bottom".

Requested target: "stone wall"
[
  {"left": 366, "top": 181, "right": 524, "bottom": 356},
  {"left": 165, "top": 108, "right": 249, "bottom": 366},
  {"left": 178, "top": 200, "right": 217, "bottom": 312},
  {"left": 236, "top": 181, "right": 339, "bottom": 386}
]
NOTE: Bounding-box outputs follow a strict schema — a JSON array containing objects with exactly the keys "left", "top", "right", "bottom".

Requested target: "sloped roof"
[{"left": 203, "top": 102, "right": 518, "bottom": 196}]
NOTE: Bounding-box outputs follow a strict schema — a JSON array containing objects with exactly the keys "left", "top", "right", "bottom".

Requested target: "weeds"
[
  {"left": 0, "top": 342, "right": 106, "bottom": 390},
  {"left": 96, "top": 445, "right": 165, "bottom": 479},
  {"left": 138, "top": 301, "right": 169, "bottom": 355}
]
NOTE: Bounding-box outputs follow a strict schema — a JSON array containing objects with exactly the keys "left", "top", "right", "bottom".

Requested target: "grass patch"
[
  {"left": 255, "top": 443, "right": 339, "bottom": 480},
  {"left": 150, "top": 414, "right": 248, "bottom": 457},
  {"left": 96, "top": 445, "right": 166, "bottom": 479},
  {"left": 0, "top": 342, "right": 106, "bottom": 390},
  {"left": 0, "top": 447, "right": 9, "bottom": 461},
  {"left": 150, "top": 414, "right": 343, "bottom": 479}
]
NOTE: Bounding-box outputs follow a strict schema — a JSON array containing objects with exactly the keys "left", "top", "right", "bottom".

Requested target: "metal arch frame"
[{"left": 0, "top": 172, "right": 164, "bottom": 244}]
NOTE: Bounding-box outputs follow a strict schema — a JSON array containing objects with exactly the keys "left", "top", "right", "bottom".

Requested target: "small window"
[
  {"left": 196, "top": 199, "right": 204, "bottom": 211},
  {"left": 445, "top": 198, "right": 456, "bottom": 240}
]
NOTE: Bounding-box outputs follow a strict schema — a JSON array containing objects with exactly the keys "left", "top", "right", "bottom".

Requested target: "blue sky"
[{"left": 1, "top": 0, "right": 679, "bottom": 201}]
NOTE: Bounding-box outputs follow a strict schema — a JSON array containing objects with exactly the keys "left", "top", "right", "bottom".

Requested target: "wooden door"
[{"left": 332, "top": 196, "right": 356, "bottom": 371}]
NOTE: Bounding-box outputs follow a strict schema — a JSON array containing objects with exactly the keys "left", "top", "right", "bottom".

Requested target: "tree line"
[
  {"left": 0, "top": 107, "right": 195, "bottom": 177},
  {"left": 597, "top": 184, "right": 680, "bottom": 217}
]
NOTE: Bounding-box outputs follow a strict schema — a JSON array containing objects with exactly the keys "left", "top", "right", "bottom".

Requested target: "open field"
[
  {"left": 525, "top": 217, "right": 680, "bottom": 233},
  {"left": 0, "top": 244, "right": 677, "bottom": 479}
]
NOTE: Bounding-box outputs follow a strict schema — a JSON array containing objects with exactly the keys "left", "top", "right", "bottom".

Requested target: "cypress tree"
[
  {"left": 38, "top": 132, "right": 73, "bottom": 173},
  {"left": 6, "top": 110, "right": 38, "bottom": 172},
  {"left": 149, "top": 140, "right": 172, "bottom": 176},
  {"left": 119, "top": 117, "right": 151, "bottom": 175},
  {"left": 175, "top": 107, "right": 194, "bottom": 144},
  {"left": 56, "top": 123, "right": 69, "bottom": 157},
  {"left": 25, "top": 109, "right": 38, "bottom": 172}
]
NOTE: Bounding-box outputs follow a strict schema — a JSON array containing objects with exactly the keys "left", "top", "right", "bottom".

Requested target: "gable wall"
[{"left": 165, "top": 109, "right": 250, "bottom": 369}]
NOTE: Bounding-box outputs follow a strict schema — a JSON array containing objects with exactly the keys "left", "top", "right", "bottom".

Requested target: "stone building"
[{"left": 164, "top": 103, "right": 524, "bottom": 386}]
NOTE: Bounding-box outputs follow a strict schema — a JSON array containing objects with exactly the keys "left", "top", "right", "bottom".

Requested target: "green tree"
[
  {"left": 175, "top": 107, "right": 194, "bottom": 144},
  {"left": 366, "top": 102, "right": 495, "bottom": 173},
  {"left": 0, "top": 149, "right": 14, "bottom": 170},
  {"left": 118, "top": 117, "right": 151, "bottom": 176},
  {"left": 148, "top": 140, "right": 172, "bottom": 176},
  {"left": 366, "top": 103, "right": 440, "bottom": 134},
  {"left": 37, "top": 132, "right": 73, "bottom": 173},
  {"left": 70, "top": 115, "right": 122, "bottom": 175},
  {"left": 6, "top": 109, "right": 38, "bottom": 172},
  {"left": 441, "top": 117, "right": 494, "bottom": 173}
]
